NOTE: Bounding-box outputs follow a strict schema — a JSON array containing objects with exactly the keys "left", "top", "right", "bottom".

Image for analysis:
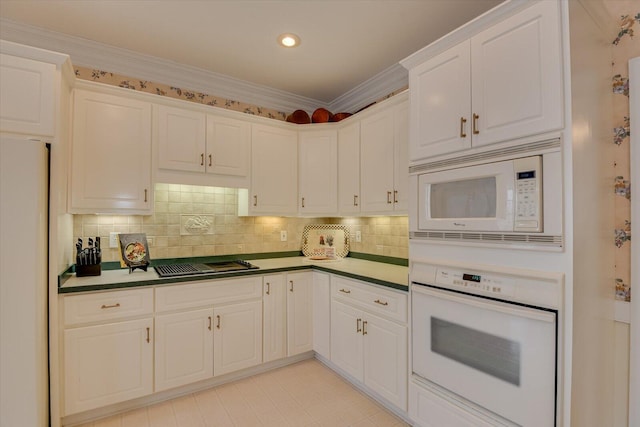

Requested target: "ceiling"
[{"left": 0, "top": 0, "right": 503, "bottom": 106}]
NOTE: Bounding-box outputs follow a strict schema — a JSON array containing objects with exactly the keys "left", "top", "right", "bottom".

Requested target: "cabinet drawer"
[
  {"left": 331, "top": 276, "right": 407, "bottom": 323},
  {"left": 64, "top": 288, "right": 153, "bottom": 326},
  {"left": 155, "top": 276, "right": 262, "bottom": 312}
]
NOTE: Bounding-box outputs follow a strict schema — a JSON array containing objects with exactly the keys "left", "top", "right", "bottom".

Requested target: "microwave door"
[{"left": 418, "top": 160, "right": 515, "bottom": 232}]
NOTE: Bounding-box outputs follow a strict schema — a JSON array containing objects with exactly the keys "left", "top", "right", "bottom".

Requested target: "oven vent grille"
[
  {"left": 409, "top": 138, "right": 561, "bottom": 174},
  {"left": 411, "top": 231, "right": 563, "bottom": 248}
]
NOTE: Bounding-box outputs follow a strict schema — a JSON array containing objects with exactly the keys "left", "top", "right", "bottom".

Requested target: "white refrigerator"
[{"left": 0, "top": 136, "right": 50, "bottom": 427}]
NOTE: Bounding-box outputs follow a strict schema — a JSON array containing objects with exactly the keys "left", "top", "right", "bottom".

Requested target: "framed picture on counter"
[{"left": 118, "top": 233, "right": 150, "bottom": 273}]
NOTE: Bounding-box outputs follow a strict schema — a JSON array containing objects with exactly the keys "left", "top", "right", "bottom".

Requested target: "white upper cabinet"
[
  {"left": 157, "top": 105, "right": 250, "bottom": 177},
  {"left": 337, "top": 121, "right": 361, "bottom": 215},
  {"left": 250, "top": 123, "right": 298, "bottom": 215},
  {"left": 360, "top": 97, "right": 408, "bottom": 214},
  {"left": 206, "top": 114, "right": 250, "bottom": 177},
  {"left": 0, "top": 52, "right": 56, "bottom": 136},
  {"left": 298, "top": 128, "right": 338, "bottom": 215},
  {"left": 70, "top": 87, "right": 152, "bottom": 214},
  {"left": 405, "top": 0, "right": 563, "bottom": 161},
  {"left": 157, "top": 105, "right": 206, "bottom": 172}
]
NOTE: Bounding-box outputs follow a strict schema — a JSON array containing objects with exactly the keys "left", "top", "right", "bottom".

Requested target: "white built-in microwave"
[{"left": 410, "top": 151, "right": 563, "bottom": 244}]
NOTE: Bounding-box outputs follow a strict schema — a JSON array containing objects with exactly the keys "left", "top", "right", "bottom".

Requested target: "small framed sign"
[
  {"left": 301, "top": 224, "right": 350, "bottom": 259},
  {"left": 118, "top": 233, "right": 150, "bottom": 273}
]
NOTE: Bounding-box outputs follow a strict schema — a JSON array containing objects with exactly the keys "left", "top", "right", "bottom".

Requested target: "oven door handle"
[{"left": 412, "top": 284, "right": 556, "bottom": 323}]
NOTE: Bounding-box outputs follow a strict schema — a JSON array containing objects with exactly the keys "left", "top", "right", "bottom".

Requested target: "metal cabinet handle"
[
  {"left": 301, "top": 197, "right": 305, "bottom": 208},
  {"left": 393, "top": 190, "right": 398, "bottom": 204},
  {"left": 460, "top": 117, "right": 467, "bottom": 138},
  {"left": 200, "top": 153, "right": 205, "bottom": 166},
  {"left": 289, "top": 280, "right": 294, "bottom": 292},
  {"left": 208, "top": 316, "right": 212, "bottom": 331},
  {"left": 472, "top": 113, "right": 480, "bottom": 135},
  {"left": 374, "top": 299, "right": 389, "bottom": 306},
  {"left": 339, "top": 288, "right": 351, "bottom": 294},
  {"left": 253, "top": 195, "right": 258, "bottom": 207},
  {"left": 146, "top": 327, "right": 150, "bottom": 343},
  {"left": 362, "top": 321, "right": 368, "bottom": 335},
  {"left": 266, "top": 282, "right": 270, "bottom": 295},
  {"left": 353, "top": 195, "right": 358, "bottom": 207},
  {"left": 208, "top": 154, "right": 212, "bottom": 167},
  {"left": 144, "top": 189, "right": 148, "bottom": 203},
  {"left": 356, "top": 318, "right": 362, "bottom": 333},
  {"left": 387, "top": 191, "right": 392, "bottom": 204},
  {"left": 216, "top": 315, "right": 221, "bottom": 329},
  {"left": 101, "top": 303, "right": 121, "bottom": 309}
]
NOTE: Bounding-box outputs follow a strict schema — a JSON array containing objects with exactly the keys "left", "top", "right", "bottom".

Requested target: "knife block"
[{"left": 76, "top": 263, "right": 101, "bottom": 277}]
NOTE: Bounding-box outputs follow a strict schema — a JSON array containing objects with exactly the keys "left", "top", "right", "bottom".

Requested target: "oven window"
[
  {"left": 431, "top": 317, "right": 521, "bottom": 386},
  {"left": 430, "top": 177, "right": 497, "bottom": 218}
]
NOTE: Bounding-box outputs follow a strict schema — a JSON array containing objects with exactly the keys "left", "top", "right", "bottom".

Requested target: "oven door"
[{"left": 412, "top": 283, "right": 557, "bottom": 426}]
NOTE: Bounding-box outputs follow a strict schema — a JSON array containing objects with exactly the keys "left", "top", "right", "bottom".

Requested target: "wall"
[{"left": 73, "top": 184, "right": 409, "bottom": 262}]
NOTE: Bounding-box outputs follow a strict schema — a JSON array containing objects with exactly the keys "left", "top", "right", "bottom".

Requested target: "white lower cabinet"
[
  {"left": 312, "top": 272, "right": 331, "bottom": 359},
  {"left": 330, "top": 277, "right": 408, "bottom": 411},
  {"left": 286, "top": 271, "right": 314, "bottom": 356},
  {"left": 154, "top": 308, "right": 213, "bottom": 392},
  {"left": 213, "top": 300, "right": 263, "bottom": 376},
  {"left": 263, "top": 274, "right": 287, "bottom": 362},
  {"left": 64, "top": 318, "right": 153, "bottom": 415}
]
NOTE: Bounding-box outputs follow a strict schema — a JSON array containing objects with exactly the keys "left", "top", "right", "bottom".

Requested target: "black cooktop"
[{"left": 154, "top": 260, "right": 258, "bottom": 278}]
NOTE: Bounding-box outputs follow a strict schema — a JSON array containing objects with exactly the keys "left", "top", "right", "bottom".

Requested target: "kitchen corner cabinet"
[
  {"left": 312, "top": 272, "right": 331, "bottom": 359},
  {"left": 263, "top": 274, "right": 287, "bottom": 363},
  {"left": 406, "top": 0, "right": 562, "bottom": 161},
  {"left": 330, "top": 277, "right": 408, "bottom": 410},
  {"left": 69, "top": 88, "right": 152, "bottom": 214},
  {"left": 157, "top": 105, "right": 250, "bottom": 177},
  {"left": 360, "top": 99, "right": 408, "bottom": 214},
  {"left": 298, "top": 129, "right": 338, "bottom": 215},
  {"left": 337, "top": 121, "right": 361, "bottom": 214},
  {"left": 250, "top": 123, "right": 298, "bottom": 215},
  {"left": 286, "top": 271, "right": 314, "bottom": 356}
]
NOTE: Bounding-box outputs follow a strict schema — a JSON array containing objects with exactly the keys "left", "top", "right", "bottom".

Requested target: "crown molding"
[
  {"left": 0, "top": 18, "right": 407, "bottom": 115},
  {"left": 328, "top": 63, "right": 408, "bottom": 113}
]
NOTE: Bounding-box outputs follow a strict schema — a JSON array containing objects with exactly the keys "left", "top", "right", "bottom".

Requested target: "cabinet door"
[
  {"left": 471, "top": 0, "right": 562, "bottom": 146},
  {"left": 360, "top": 108, "right": 395, "bottom": 213},
  {"left": 330, "top": 300, "right": 363, "bottom": 381},
  {"left": 250, "top": 124, "right": 298, "bottom": 215},
  {"left": 157, "top": 105, "right": 206, "bottom": 173},
  {"left": 408, "top": 40, "right": 471, "bottom": 160},
  {"left": 206, "top": 114, "right": 250, "bottom": 176},
  {"left": 70, "top": 89, "right": 152, "bottom": 214},
  {"left": 286, "top": 271, "right": 313, "bottom": 356},
  {"left": 298, "top": 129, "right": 338, "bottom": 214},
  {"left": 363, "top": 313, "right": 408, "bottom": 410},
  {"left": 154, "top": 308, "right": 214, "bottom": 392},
  {"left": 263, "top": 274, "right": 287, "bottom": 363},
  {"left": 337, "top": 122, "right": 361, "bottom": 214},
  {"left": 312, "top": 272, "right": 331, "bottom": 359},
  {"left": 393, "top": 101, "right": 409, "bottom": 212},
  {"left": 0, "top": 53, "right": 55, "bottom": 136},
  {"left": 213, "top": 300, "right": 262, "bottom": 376},
  {"left": 64, "top": 318, "right": 153, "bottom": 415}
]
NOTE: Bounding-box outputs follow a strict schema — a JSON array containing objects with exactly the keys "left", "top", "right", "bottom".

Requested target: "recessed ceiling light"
[{"left": 278, "top": 33, "right": 300, "bottom": 48}]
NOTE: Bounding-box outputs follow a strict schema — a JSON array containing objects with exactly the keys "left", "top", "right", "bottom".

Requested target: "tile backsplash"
[{"left": 73, "top": 183, "right": 409, "bottom": 263}]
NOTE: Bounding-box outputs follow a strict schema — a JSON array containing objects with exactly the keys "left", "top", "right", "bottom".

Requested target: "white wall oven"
[
  {"left": 409, "top": 261, "right": 562, "bottom": 427},
  {"left": 409, "top": 142, "right": 563, "bottom": 248}
]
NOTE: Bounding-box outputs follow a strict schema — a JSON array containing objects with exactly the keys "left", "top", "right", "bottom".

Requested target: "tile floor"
[{"left": 74, "top": 358, "right": 410, "bottom": 427}]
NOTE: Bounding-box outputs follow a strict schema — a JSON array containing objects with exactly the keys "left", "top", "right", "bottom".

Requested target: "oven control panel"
[{"left": 435, "top": 269, "right": 514, "bottom": 298}]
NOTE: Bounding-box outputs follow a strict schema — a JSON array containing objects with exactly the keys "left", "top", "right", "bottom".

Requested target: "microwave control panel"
[{"left": 513, "top": 156, "right": 542, "bottom": 232}]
